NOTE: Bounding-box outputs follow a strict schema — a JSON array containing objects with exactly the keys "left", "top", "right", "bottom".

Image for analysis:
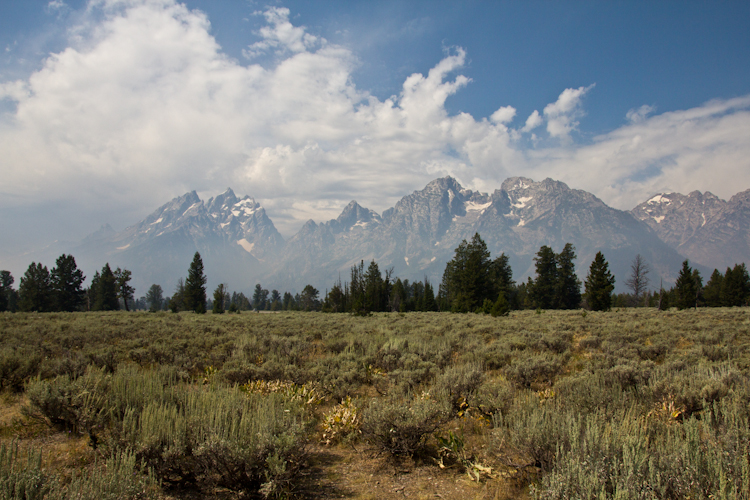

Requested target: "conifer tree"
[
  {"left": 556, "top": 243, "right": 581, "bottom": 309},
  {"left": 114, "top": 267, "right": 134, "bottom": 311},
  {"left": 703, "top": 269, "right": 723, "bottom": 307},
  {"left": 423, "top": 279, "right": 437, "bottom": 312},
  {"left": 530, "top": 246, "right": 557, "bottom": 309},
  {"left": 584, "top": 251, "right": 616, "bottom": 311},
  {"left": 212, "top": 283, "right": 226, "bottom": 314},
  {"left": 674, "top": 260, "right": 697, "bottom": 310},
  {"left": 184, "top": 252, "right": 207, "bottom": 314},
  {"left": 18, "top": 262, "right": 52, "bottom": 312},
  {"left": 50, "top": 254, "right": 86, "bottom": 312},
  {"left": 440, "top": 233, "right": 494, "bottom": 312},
  {"left": 0, "top": 271, "right": 15, "bottom": 312},
  {"left": 93, "top": 263, "right": 119, "bottom": 311}
]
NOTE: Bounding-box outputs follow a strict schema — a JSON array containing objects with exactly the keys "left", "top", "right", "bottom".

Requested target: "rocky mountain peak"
[
  {"left": 332, "top": 201, "right": 381, "bottom": 232},
  {"left": 501, "top": 176, "right": 535, "bottom": 193}
]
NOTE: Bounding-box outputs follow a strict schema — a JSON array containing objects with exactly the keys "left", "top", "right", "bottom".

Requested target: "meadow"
[{"left": 1, "top": 307, "right": 749, "bottom": 499}]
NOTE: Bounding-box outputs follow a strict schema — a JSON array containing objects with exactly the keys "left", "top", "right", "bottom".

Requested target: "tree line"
[
  {"left": 319, "top": 232, "right": 749, "bottom": 315},
  {"left": 2, "top": 240, "right": 748, "bottom": 314},
  {"left": 0, "top": 255, "right": 134, "bottom": 312}
]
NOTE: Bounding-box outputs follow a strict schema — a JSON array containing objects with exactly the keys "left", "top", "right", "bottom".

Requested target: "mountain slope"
[
  {"left": 269, "top": 177, "right": 686, "bottom": 293},
  {"left": 632, "top": 189, "right": 750, "bottom": 271}
]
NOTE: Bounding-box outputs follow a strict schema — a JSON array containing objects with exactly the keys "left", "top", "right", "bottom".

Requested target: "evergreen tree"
[
  {"left": 93, "top": 263, "right": 119, "bottom": 311},
  {"left": 584, "top": 251, "right": 616, "bottom": 311},
  {"left": 282, "top": 291, "right": 296, "bottom": 310},
  {"left": 184, "top": 252, "right": 207, "bottom": 314},
  {"left": 349, "top": 261, "right": 366, "bottom": 314},
  {"left": 390, "top": 278, "right": 406, "bottom": 312},
  {"left": 212, "top": 283, "right": 226, "bottom": 314},
  {"left": 674, "top": 260, "right": 697, "bottom": 310},
  {"left": 18, "top": 262, "right": 52, "bottom": 312},
  {"left": 114, "top": 268, "right": 134, "bottom": 311},
  {"left": 530, "top": 246, "right": 557, "bottom": 309},
  {"left": 300, "top": 285, "right": 320, "bottom": 311},
  {"left": 556, "top": 243, "right": 581, "bottom": 309},
  {"left": 252, "top": 283, "right": 267, "bottom": 310},
  {"left": 703, "top": 269, "right": 723, "bottom": 307},
  {"left": 50, "top": 254, "right": 86, "bottom": 312},
  {"left": 440, "top": 233, "right": 494, "bottom": 312},
  {"left": 489, "top": 253, "right": 515, "bottom": 306},
  {"left": 270, "top": 290, "right": 281, "bottom": 311},
  {"left": 721, "top": 264, "right": 750, "bottom": 307},
  {"left": 145, "top": 284, "right": 163, "bottom": 312},
  {"left": 0, "top": 271, "right": 15, "bottom": 312},
  {"left": 423, "top": 279, "right": 437, "bottom": 312},
  {"left": 169, "top": 278, "right": 186, "bottom": 312},
  {"left": 325, "top": 278, "right": 348, "bottom": 312}
]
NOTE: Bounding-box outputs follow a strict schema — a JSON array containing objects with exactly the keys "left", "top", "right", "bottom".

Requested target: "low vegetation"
[{"left": 1, "top": 307, "right": 749, "bottom": 498}]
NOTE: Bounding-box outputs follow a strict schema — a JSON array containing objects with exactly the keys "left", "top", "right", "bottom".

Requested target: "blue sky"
[{"left": 1, "top": 0, "right": 749, "bottom": 259}]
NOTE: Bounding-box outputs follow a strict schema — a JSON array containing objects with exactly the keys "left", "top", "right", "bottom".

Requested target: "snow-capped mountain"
[
  {"left": 70, "top": 188, "right": 282, "bottom": 295},
  {"left": 21, "top": 177, "right": 748, "bottom": 297},
  {"left": 267, "top": 176, "right": 686, "bottom": 293},
  {"left": 632, "top": 189, "right": 750, "bottom": 271}
]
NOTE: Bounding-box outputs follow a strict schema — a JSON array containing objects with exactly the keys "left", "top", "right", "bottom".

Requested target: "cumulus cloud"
[
  {"left": 490, "top": 105, "right": 516, "bottom": 124},
  {"left": 243, "top": 7, "right": 320, "bottom": 59},
  {"left": 0, "top": 0, "right": 748, "bottom": 255},
  {"left": 522, "top": 110, "right": 543, "bottom": 132},
  {"left": 542, "top": 84, "right": 594, "bottom": 141}
]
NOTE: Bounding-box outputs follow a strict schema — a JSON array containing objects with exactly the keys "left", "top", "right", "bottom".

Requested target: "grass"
[{"left": 0, "top": 307, "right": 749, "bottom": 498}]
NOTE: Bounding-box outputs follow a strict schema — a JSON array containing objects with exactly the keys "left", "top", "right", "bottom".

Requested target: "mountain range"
[{"left": 7, "top": 177, "right": 750, "bottom": 297}]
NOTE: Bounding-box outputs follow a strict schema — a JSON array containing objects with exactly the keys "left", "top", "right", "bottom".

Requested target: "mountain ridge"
[{"left": 8, "top": 177, "right": 748, "bottom": 297}]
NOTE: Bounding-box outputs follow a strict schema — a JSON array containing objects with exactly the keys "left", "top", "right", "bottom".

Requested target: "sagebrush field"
[{"left": 1, "top": 308, "right": 749, "bottom": 499}]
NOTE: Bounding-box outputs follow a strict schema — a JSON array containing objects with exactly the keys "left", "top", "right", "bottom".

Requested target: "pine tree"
[
  {"left": 169, "top": 278, "right": 186, "bottom": 312},
  {"left": 114, "top": 268, "right": 134, "bottom": 311},
  {"left": 18, "top": 262, "right": 52, "bottom": 312},
  {"left": 703, "top": 269, "right": 723, "bottom": 307},
  {"left": 184, "top": 252, "right": 207, "bottom": 314},
  {"left": 0, "top": 271, "right": 15, "bottom": 312},
  {"left": 530, "top": 246, "right": 557, "bottom": 309},
  {"left": 50, "top": 254, "right": 86, "bottom": 312},
  {"left": 423, "top": 279, "right": 437, "bottom": 312},
  {"left": 212, "top": 283, "right": 226, "bottom": 314},
  {"left": 94, "top": 263, "right": 119, "bottom": 311},
  {"left": 674, "top": 260, "right": 697, "bottom": 310},
  {"left": 300, "top": 285, "right": 320, "bottom": 311},
  {"left": 556, "top": 243, "right": 581, "bottom": 309},
  {"left": 721, "top": 264, "right": 750, "bottom": 307},
  {"left": 440, "top": 233, "right": 494, "bottom": 312},
  {"left": 584, "top": 251, "right": 616, "bottom": 311}
]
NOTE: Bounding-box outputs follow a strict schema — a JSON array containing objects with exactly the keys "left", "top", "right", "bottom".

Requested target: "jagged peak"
[
  {"left": 501, "top": 177, "right": 535, "bottom": 192},
  {"left": 423, "top": 176, "right": 464, "bottom": 194}
]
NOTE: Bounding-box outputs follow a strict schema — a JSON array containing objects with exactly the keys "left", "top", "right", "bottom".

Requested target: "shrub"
[
  {"left": 119, "top": 386, "right": 310, "bottom": 496},
  {"left": 321, "top": 396, "right": 361, "bottom": 445},
  {"left": 361, "top": 393, "right": 450, "bottom": 458}
]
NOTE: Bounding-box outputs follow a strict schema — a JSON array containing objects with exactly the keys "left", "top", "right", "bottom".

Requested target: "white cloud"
[
  {"left": 542, "top": 84, "right": 594, "bottom": 141},
  {"left": 0, "top": 0, "right": 749, "bottom": 252},
  {"left": 243, "top": 7, "right": 320, "bottom": 59},
  {"left": 626, "top": 104, "right": 655, "bottom": 123},
  {"left": 522, "top": 110, "right": 543, "bottom": 132},
  {"left": 490, "top": 105, "right": 516, "bottom": 124}
]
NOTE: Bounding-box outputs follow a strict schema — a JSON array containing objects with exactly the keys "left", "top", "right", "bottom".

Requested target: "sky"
[{"left": 1, "top": 0, "right": 750, "bottom": 260}]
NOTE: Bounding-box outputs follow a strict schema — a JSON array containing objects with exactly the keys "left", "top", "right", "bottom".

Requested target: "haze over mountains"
[{"left": 7, "top": 177, "right": 749, "bottom": 297}]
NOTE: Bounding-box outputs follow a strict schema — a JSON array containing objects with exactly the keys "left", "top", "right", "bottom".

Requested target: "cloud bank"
[{"left": 1, "top": 0, "right": 749, "bottom": 247}]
